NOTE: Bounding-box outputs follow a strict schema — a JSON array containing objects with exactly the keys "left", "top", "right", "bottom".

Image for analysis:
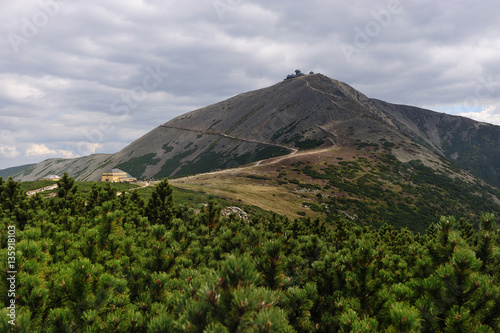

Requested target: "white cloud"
[
  {"left": 0, "top": 145, "right": 20, "bottom": 159},
  {"left": 0, "top": 77, "right": 45, "bottom": 100},
  {"left": 25, "top": 143, "right": 55, "bottom": 157},
  {"left": 25, "top": 143, "right": 76, "bottom": 158},
  {"left": 0, "top": 130, "right": 19, "bottom": 159},
  {"left": 73, "top": 142, "right": 103, "bottom": 157},
  {"left": 458, "top": 106, "right": 500, "bottom": 126}
]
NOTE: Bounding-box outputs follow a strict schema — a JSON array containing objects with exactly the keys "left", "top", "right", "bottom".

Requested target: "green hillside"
[
  {"left": 1, "top": 175, "right": 499, "bottom": 332},
  {"left": 172, "top": 146, "right": 500, "bottom": 233},
  {"left": 0, "top": 164, "right": 35, "bottom": 179}
]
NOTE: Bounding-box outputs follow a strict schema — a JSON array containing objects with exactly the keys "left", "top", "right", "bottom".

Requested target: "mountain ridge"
[{"left": 4, "top": 73, "right": 500, "bottom": 188}]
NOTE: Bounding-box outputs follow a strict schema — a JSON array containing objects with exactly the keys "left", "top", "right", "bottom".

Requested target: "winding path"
[
  {"left": 171, "top": 146, "right": 333, "bottom": 182},
  {"left": 161, "top": 104, "right": 335, "bottom": 181},
  {"left": 160, "top": 124, "right": 296, "bottom": 153}
]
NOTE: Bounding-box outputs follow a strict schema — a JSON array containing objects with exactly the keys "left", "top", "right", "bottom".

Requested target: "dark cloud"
[{"left": 1, "top": 0, "right": 499, "bottom": 169}]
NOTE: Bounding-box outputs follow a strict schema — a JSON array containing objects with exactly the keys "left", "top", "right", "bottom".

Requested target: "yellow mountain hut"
[{"left": 101, "top": 169, "right": 137, "bottom": 182}]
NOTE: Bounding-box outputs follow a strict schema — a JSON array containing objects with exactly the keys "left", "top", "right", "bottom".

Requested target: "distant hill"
[
  {"left": 0, "top": 163, "right": 35, "bottom": 179},
  {"left": 6, "top": 154, "right": 112, "bottom": 183},
  {"left": 8, "top": 73, "right": 500, "bottom": 188}
]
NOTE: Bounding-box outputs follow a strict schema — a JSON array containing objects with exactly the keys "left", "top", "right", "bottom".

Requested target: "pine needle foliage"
[{"left": 0, "top": 176, "right": 498, "bottom": 332}]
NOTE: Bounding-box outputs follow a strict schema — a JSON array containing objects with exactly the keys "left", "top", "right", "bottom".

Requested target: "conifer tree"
[
  {"left": 53, "top": 173, "right": 84, "bottom": 214},
  {"left": 417, "top": 215, "right": 499, "bottom": 332},
  {"left": 56, "top": 172, "right": 77, "bottom": 200},
  {"left": 475, "top": 213, "right": 498, "bottom": 275},
  {"left": 146, "top": 178, "right": 175, "bottom": 226},
  {"left": 179, "top": 256, "right": 292, "bottom": 332},
  {"left": 386, "top": 302, "right": 422, "bottom": 332},
  {"left": 281, "top": 282, "right": 318, "bottom": 332},
  {"left": 129, "top": 190, "right": 145, "bottom": 212},
  {"left": 0, "top": 177, "right": 30, "bottom": 229},
  {"left": 0, "top": 177, "right": 23, "bottom": 211},
  {"left": 255, "top": 240, "right": 285, "bottom": 290},
  {"left": 457, "top": 218, "right": 475, "bottom": 245},
  {"left": 427, "top": 216, "right": 461, "bottom": 267},
  {"left": 87, "top": 182, "right": 118, "bottom": 211},
  {"left": 419, "top": 247, "right": 499, "bottom": 332},
  {"left": 201, "top": 196, "right": 222, "bottom": 229}
]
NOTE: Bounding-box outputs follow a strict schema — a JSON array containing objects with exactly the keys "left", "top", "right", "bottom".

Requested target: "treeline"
[{"left": 0, "top": 175, "right": 499, "bottom": 332}]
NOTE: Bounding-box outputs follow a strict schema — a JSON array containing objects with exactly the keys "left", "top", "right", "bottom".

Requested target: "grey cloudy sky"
[{"left": 1, "top": 0, "right": 500, "bottom": 169}]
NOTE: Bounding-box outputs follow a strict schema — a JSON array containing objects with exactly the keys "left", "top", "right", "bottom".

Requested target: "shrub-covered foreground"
[{"left": 0, "top": 175, "right": 499, "bottom": 332}]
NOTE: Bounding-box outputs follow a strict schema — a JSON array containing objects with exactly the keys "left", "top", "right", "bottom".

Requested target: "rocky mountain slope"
[
  {"left": 0, "top": 163, "right": 35, "bottom": 179},
  {"left": 171, "top": 144, "right": 500, "bottom": 233},
  {"left": 6, "top": 73, "right": 500, "bottom": 188}
]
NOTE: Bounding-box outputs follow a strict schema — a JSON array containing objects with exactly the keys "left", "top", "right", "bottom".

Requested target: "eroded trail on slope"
[
  {"left": 160, "top": 124, "right": 294, "bottom": 152},
  {"left": 172, "top": 146, "right": 333, "bottom": 181}
]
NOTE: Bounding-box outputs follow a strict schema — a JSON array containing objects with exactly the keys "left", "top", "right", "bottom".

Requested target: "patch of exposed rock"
[{"left": 221, "top": 206, "right": 249, "bottom": 222}]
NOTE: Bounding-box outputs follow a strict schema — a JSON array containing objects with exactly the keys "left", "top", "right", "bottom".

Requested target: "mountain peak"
[{"left": 8, "top": 73, "right": 500, "bottom": 186}]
